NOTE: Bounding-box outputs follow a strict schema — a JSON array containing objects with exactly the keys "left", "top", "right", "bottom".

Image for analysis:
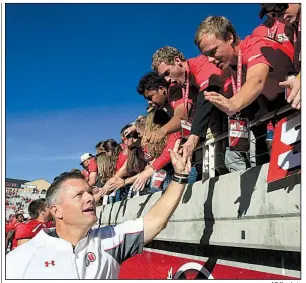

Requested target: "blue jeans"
[{"left": 188, "top": 166, "right": 198, "bottom": 184}]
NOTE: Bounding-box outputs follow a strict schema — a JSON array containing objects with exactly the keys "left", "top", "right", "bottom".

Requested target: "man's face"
[
  {"left": 266, "top": 4, "right": 299, "bottom": 25},
  {"left": 17, "top": 215, "right": 24, "bottom": 223},
  {"left": 157, "top": 58, "right": 186, "bottom": 84},
  {"left": 144, "top": 87, "right": 167, "bottom": 108},
  {"left": 83, "top": 159, "right": 90, "bottom": 168},
  {"left": 54, "top": 179, "right": 97, "bottom": 229},
  {"left": 198, "top": 33, "right": 235, "bottom": 70}
]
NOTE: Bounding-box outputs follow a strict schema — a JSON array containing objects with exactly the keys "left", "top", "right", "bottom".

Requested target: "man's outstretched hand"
[
  {"left": 169, "top": 139, "right": 191, "bottom": 175},
  {"left": 279, "top": 76, "right": 301, "bottom": 110}
]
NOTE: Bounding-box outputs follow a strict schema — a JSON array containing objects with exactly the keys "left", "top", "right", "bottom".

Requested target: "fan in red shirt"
[
  {"left": 80, "top": 153, "right": 98, "bottom": 186},
  {"left": 193, "top": 15, "right": 295, "bottom": 117},
  {"left": 5, "top": 213, "right": 24, "bottom": 251},
  {"left": 252, "top": 18, "right": 294, "bottom": 53},
  {"left": 258, "top": 3, "right": 301, "bottom": 110},
  {"left": 12, "top": 198, "right": 52, "bottom": 249},
  {"left": 151, "top": 46, "right": 222, "bottom": 149}
]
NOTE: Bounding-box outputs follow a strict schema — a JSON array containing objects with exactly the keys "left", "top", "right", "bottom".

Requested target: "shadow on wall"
[
  {"left": 234, "top": 165, "right": 261, "bottom": 219},
  {"left": 267, "top": 173, "right": 300, "bottom": 194},
  {"left": 136, "top": 193, "right": 154, "bottom": 218},
  {"left": 200, "top": 176, "right": 219, "bottom": 245}
]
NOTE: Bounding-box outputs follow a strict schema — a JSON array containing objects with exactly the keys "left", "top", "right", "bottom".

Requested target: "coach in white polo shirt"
[{"left": 6, "top": 140, "right": 190, "bottom": 279}]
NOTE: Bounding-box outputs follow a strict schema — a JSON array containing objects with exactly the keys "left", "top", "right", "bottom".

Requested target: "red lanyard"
[
  {"left": 231, "top": 49, "right": 242, "bottom": 95},
  {"left": 294, "top": 15, "right": 301, "bottom": 44},
  {"left": 268, "top": 20, "right": 279, "bottom": 40},
  {"left": 182, "top": 66, "right": 190, "bottom": 114}
]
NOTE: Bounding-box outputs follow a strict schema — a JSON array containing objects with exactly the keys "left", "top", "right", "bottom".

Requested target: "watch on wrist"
[{"left": 172, "top": 175, "right": 188, "bottom": 184}]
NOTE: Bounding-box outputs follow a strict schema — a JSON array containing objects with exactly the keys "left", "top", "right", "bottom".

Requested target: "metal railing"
[{"left": 194, "top": 104, "right": 297, "bottom": 180}]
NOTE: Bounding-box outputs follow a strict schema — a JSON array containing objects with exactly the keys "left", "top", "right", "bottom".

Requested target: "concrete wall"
[{"left": 98, "top": 163, "right": 300, "bottom": 252}]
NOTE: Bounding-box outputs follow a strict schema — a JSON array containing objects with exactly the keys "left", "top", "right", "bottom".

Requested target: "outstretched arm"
[{"left": 143, "top": 139, "right": 190, "bottom": 245}]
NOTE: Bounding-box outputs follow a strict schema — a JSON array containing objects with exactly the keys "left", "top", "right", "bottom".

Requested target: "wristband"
[
  {"left": 173, "top": 172, "right": 189, "bottom": 177},
  {"left": 172, "top": 175, "right": 188, "bottom": 184}
]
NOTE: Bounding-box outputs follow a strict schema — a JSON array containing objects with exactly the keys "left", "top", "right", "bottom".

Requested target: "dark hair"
[
  {"left": 28, "top": 198, "right": 47, "bottom": 219},
  {"left": 46, "top": 171, "right": 85, "bottom": 207},
  {"left": 137, "top": 72, "right": 169, "bottom": 96},
  {"left": 126, "top": 139, "right": 147, "bottom": 177},
  {"left": 95, "top": 141, "right": 104, "bottom": 149},
  {"left": 70, "top": 168, "right": 82, "bottom": 174},
  {"left": 120, "top": 124, "right": 133, "bottom": 136},
  {"left": 103, "top": 139, "right": 121, "bottom": 157},
  {"left": 15, "top": 213, "right": 23, "bottom": 219},
  {"left": 53, "top": 172, "right": 69, "bottom": 182},
  {"left": 153, "top": 108, "right": 170, "bottom": 125}
]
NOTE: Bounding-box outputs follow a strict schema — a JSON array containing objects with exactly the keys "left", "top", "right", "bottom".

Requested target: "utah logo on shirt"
[{"left": 85, "top": 252, "right": 96, "bottom": 266}]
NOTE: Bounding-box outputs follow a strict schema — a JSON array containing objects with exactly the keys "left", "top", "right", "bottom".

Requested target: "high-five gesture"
[{"left": 168, "top": 139, "right": 191, "bottom": 175}]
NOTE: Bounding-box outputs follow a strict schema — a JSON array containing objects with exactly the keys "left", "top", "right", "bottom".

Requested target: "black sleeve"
[
  {"left": 168, "top": 85, "right": 183, "bottom": 104},
  {"left": 190, "top": 91, "right": 214, "bottom": 138}
]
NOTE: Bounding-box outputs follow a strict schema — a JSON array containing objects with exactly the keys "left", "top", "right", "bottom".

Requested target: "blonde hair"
[
  {"left": 141, "top": 109, "right": 169, "bottom": 158},
  {"left": 194, "top": 16, "right": 239, "bottom": 47},
  {"left": 135, "top": 115, "right": 146, "bottom": 130},
  {"left": 95, "top": 153, "right": 116, "bottom": 184},
  {"left": 151, "top": 46, "right": 186, "bottom": 71}
]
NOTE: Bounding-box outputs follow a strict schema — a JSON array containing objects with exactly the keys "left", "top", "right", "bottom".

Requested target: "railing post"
[
  {"left": 250, "top": 130, "right": 256, "bottom": 166},
  {"left": 202, "top": 145, "right": 209, "bottom": 181},
  {"left": 208, "top": 143, "right": 215, "bottom": 178}
]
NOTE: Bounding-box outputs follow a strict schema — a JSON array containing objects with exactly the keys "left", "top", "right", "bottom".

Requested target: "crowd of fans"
[
  {"left": 58, "top": 3, "right": 301, "bottom": 205},
  {"left": 5, "top": 3, "right": 301, "bottom": 255}
]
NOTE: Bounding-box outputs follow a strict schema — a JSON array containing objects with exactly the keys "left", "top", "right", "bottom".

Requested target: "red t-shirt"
[
  {"left": 81, "top": 157, "right": 98, "bottom": 180},
  {"left": 12, "top": 219, "right": 48, "bottom": 249},
  {"left": 81, "top": 169, "right": 90, "bottom": 181},
  {"left": 116, "top": 151, "right": 128, "bottom": 171},
  {"left": 187, "top": 55, "right": 222, "bottom": 91},
  {"left": 151, "top": 132, "right": 181, "bottom": 171},
  {"left": 252, "top": 19, "right": 294, "bottom": 56},
  {"left": 87, "top": 157, "right": 97, "bottom": 173},
  {"left": 10, "top": 222, "right": 23, "bottom": 250},
  {"left": 224, "top": 35, "right": 294, "bottom": 101}
]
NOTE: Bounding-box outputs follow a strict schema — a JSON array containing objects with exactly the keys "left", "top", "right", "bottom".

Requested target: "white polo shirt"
[{"left": 6, "top": 218, "right": 144, "bottom": 279}]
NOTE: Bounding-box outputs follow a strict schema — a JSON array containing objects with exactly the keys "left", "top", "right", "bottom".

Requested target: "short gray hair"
[{"left": 46, "top": 172, "right": 85, "bottom": 207}]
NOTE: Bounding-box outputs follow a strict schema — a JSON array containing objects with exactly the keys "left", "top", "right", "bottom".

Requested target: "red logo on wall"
[{"left": 267, "top": 112, "right": 301, "bottom": 183}]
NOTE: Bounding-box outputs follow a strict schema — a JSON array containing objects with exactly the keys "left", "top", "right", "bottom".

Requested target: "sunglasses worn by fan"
[{"left": 125, "top": 131, "right": 139, "bottom": 139}]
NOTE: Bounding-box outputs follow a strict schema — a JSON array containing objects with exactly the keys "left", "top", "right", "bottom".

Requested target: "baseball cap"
[
  {"left": 80, "top": 153, "right": 92, "bottom": 165},
  {"left": 259, "top": 3, "right": 288, "bottom": 19}
]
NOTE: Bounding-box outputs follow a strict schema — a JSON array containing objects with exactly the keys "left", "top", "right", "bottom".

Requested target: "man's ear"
[
  {"left": 158, "top": 86, "right": 167, "bottom": 97},
  {"left": 50, "top": 205, "right": 63, "bottom": 220},
  {"left": 174, "top": 56, "right": 183, "bottom": 67},
  {"left": 228, "top": 34, "right": 234, "bottom": 45}
]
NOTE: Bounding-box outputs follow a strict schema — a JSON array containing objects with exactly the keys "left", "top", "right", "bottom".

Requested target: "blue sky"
[{"left": 6, "top": 3, "right": 263, "bottom": 182}]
